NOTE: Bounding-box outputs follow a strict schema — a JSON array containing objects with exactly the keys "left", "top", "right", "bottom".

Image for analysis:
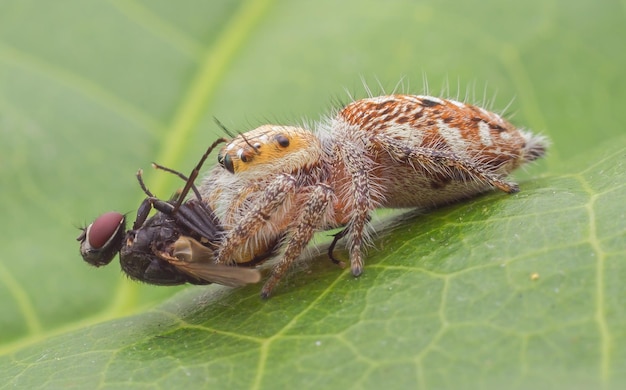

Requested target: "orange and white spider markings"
[{"left": 201, "top": 94, "right": 548, "bottom": 298}]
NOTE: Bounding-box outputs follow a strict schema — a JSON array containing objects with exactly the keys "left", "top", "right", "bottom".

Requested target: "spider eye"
[
  {"left": 219, "top": 153, "right": 234, "bottom": 174},
  {"left": 275, "top": 134, "right": 290, "bottom": 148}
]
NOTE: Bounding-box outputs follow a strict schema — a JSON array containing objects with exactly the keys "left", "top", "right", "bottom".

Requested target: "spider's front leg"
[
  {"left": 216, "top": 173, "right": 296, "bottom": 265},
  {"left": 261, "top": 184, "right": 334, "bottom": 298}
]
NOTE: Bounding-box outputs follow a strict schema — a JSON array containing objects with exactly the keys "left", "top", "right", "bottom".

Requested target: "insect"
[
  {"left": 77, "top": 139, "right": 261, "bottom": 287},
  {"left": 202, "top": 94, "right": 549, "bottom": 298}
]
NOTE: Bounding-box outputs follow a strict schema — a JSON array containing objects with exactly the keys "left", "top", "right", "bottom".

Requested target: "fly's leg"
[
  {"left": 327, "top": 214, "right": 371, "bottom": 266},
  {"left": 135, "top": 169, "right": 222, "bottom": 242},
  {"left": 170, "top": 137, "right": 227, "bottom": 212},
  {"left": 327, "top": 228, "right": 348, "bottom": 266},
  {"left": 151, "top": 163, "right": 202, "bottom": 201},
  {"left": 375, "top": 134, "right": 520, "bottom": 193},
  {"left": 261, "top": 184, "right": 334, "bottom": 298},
  {"left": 150, "top": 137, "right": 227, "bottom": 216},
  {"left": 216, "top": 173, "right": 296, "bottom": 265}
]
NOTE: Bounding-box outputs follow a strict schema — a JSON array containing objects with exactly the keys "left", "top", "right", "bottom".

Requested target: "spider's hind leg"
[{"left": 375, "top": 134, "right": 520, "bottom": 194}]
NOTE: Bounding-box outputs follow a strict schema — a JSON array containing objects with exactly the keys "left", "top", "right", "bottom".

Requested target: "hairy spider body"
[{"left": 202, "top": 94, "right": 548, "bottom": 298}]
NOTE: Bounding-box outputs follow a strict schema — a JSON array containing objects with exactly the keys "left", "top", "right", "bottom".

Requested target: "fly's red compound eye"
[
  {"left": 78, "top": 211, "right": 126, "bottom": 267},
  {"left": 88, "top": 212, "right": 125, "bottom": 248}
]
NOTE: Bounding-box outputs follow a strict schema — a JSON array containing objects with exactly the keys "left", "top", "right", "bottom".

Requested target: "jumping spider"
[{"left": 202, "top": 94, "right": 548, "bottom": 298}]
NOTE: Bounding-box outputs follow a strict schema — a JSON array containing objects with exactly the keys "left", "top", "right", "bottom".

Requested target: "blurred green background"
[{"left": 0, "top": 0, "right": 624, "bottom": 388}]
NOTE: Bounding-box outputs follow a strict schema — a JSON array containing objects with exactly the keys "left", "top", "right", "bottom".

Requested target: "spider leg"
[
  {"left": 216, "top": 173, "right": 296, "bottom": 265},
  {"left": 338, "top": 141, "right": 375, "bottom": 277},
  {"left": 261, "top": 184, "right": 334, "bottom": 298},
  {"left": 375, "top": 134, "right": 520, "bottom": 193}
]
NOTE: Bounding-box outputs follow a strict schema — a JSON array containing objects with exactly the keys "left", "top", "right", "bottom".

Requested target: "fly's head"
[
  {"left": 217, "top": 125, "right": 321, "bottom": 177},
  {"left": 77, "top": 212, "right": 126, "bottom": 267}
]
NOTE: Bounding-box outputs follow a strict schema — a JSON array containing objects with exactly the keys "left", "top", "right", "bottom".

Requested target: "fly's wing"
[{"left": 163, "top": 236, "right": 261, "bottom": 287}]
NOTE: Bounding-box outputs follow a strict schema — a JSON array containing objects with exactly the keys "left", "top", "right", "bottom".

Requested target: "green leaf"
[{"left": 1, "top": 0, "right": 624, "bottom": 389}]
